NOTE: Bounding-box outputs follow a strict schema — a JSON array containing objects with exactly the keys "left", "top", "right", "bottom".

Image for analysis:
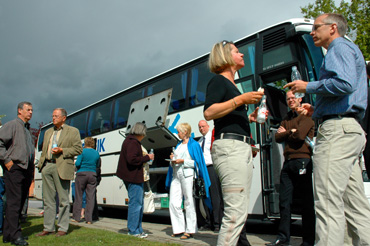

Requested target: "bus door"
[
  {"left": 258, "top": 65, "right": 314, "bottom": 220},
  {"left": 125, "top": 88, "right": 179, "bottom": 193}
]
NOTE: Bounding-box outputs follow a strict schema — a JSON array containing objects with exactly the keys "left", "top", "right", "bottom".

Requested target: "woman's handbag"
[
  {"left": 193, "top": 162, "right": 207, "bottom": 199},
  {"left": 143, "top": 182, "right": 155, "bottom": 214}
]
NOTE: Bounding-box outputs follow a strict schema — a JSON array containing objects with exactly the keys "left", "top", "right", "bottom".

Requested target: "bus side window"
[
  {"left": 69, "top": 112, "right": 88, "bottom": 139},
  {"left": 188, "top": 63, "right": 213, "bottom": 107},
  {"left": 113, "top": 90, "right": 142, "bottom": 129},
  {"left": 87, "top": 102, "right": 113, "bottom": 136}
]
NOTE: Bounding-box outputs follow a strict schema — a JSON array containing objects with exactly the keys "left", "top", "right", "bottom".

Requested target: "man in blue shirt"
[{"left": 285, "top": 13, "right": 370, "bottom": 245}]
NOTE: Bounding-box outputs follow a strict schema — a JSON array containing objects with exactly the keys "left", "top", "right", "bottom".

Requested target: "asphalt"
[{"left": 27, "top": 206, "right": 303, "bottom": 246}]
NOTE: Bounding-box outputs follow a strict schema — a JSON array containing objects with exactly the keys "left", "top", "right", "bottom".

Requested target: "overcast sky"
[{"left": 0, "top": 0, "right": 317, "bottom": 127}]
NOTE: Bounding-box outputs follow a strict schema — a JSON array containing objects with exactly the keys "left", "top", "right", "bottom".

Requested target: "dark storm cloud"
[{"left": 0, "top": 0, "right": 308, "bottom": 127}]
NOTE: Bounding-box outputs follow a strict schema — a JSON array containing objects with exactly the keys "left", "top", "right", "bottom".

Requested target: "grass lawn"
[{"left": 11, "top": 216, "right": 180, "bottom": 246}]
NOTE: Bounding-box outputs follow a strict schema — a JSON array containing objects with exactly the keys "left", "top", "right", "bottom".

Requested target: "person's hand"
[
  {"left": 172, "top": 159, "right": 184, "bottom": 165},
  {"left": 148, "top": 153, "right": 154, "bottom": 160},
  {"left": 5, "top": 160, "right": 14, "bottom": 171},
  {"left": 284, "top": 80, "right": 308, "bottom": 94},
  {"left": 51, "top": 147, "right": 63, "bottom": 155},
  {"left": 296, "top": 103, "right": 314, "bottom": 117},
  {"left": 290, "top": 128, "right": 297, "bottom": 133},
  {"left": 249, "top": 107, "right": 269, "bottom": 123},
  {"left": 277, "top": 126, "right": 286, "bottom": 133},
  {"left": 239, "top": 91, "right": 264, "bottom": 105}
]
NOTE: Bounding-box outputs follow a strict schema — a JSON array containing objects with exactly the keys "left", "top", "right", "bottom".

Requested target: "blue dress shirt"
[{"left": 306, "top": 37, "right": 368, "bottom": 120}]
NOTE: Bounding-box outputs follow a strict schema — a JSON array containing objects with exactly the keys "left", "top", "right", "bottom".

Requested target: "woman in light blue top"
[{"left": 72, "top": 137, "right": 100, "bottom": 224}]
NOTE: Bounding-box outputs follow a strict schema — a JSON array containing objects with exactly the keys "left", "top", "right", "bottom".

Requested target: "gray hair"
[
  {"left": 17, "top": 102, "right": 32, "bottom": 114},
  {"left": 54, "top": 108, "right": 67, "bottom": 117},
  {"left": 129, "top": 122, "right": 147, "bottom": 136},
  {"left": 321, "top": 13, "right": 347, "bottom": 37}
]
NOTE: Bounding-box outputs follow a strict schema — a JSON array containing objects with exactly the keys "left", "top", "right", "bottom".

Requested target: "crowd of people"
[{"left": 0, "top": 12, "right": 369, "bottom": 246}]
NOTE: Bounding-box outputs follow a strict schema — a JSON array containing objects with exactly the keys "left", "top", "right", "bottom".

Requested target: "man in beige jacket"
[{"left": 36, "top": 108, "right": 82, "bottom": 237}]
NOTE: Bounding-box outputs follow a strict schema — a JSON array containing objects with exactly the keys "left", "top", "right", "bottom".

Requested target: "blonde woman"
[
  {"left": 204, "top": 40, "right": 265, "bottom": 245},
  {"left": 165, "top": 123, "right": 211, "bottom": 240}
]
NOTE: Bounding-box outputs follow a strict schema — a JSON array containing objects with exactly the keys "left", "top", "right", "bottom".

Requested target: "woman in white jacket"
[{"left": 167, "top": 123, "right": 211, "bottom": 240}]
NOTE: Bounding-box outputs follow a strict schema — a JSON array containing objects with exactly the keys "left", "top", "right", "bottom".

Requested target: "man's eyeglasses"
[
  {"left": 312, "top": 23, "right": 333, "bottom": 31},
  {"left": 222, "top": 40, "right": 233, "bottom": 47}
]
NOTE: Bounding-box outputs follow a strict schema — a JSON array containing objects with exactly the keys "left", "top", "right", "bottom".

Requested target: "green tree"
[{"left": 301, "top": 0, "right": 370, "bottom": 60}]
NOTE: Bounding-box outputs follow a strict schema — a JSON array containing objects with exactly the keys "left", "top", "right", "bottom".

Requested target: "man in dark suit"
[
  {"left": 0, "top": 102, "right": 34, "bottom": 245},
  {"left": 36, "top": 108, "right": 82, "bottom": 237},
  {"left": 361, "top": 63, "right": 370, "bottom": 178}
]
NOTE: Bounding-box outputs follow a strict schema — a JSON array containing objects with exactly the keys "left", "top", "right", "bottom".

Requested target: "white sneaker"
[{"left": 128, "top": 232, "right": 148, "bottom": 238}]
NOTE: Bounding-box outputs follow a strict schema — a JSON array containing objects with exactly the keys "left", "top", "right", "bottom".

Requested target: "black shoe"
[
  {"left": 199, "top": 225, "right": 212, "bottom": 231},
  {"left": 11, "top": 237, "right": 28, "bottom": 246},
  {"left": 300, "top": 243, "right": 314, "bottom": 246},
  {"left": 3, "top": 238, "right": 10, "bottom": 244},
  {"left": 266, "top": 239, "right": 291, "bottom": 246}
]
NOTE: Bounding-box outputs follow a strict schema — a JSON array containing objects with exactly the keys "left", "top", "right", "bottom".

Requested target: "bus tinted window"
[
  {"left": 189, "top": 62, "right": 213, "bottom": 107},
  {"left": 113, "top": 89, "right": 143, "bottom": 129},
  {"left": 301, "top": 33, "right": 324, "bottom": 104},
  {"left": 69, "top": 112, "right": 88, "bottom": 139},
  {"left": 302, "top": 34, "right": 323, "bottom": 80},
  {"left": 87, "top": 101, "right": 113, "bottom": 136},
  {"left": 238, "top": 42, "right": 256, "bottom": 78},
  {"left": 147, "top": 61, "right": 212, "bottom": 113},
  {"left": 148, "top": 71, "right": 187, "bottom": 113},
  {"left": 262, "top": 44, "right": 293, "bottom": 71}
]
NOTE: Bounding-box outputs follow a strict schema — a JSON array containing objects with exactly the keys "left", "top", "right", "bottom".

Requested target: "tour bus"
[{"left": 34, "top": 18, "right": 359, "bottom": 221}]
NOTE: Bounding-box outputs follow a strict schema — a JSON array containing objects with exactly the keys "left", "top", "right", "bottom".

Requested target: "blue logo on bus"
[{"left": 97, "top": 138, "right": 106, "bottom": 153}]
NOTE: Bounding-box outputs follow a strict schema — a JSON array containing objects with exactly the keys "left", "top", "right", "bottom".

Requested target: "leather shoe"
[
  {"left": 10, "top": 237, "right": 28, "bottom": 246},
  {"left": 36, "top": 231, "right": 55, "bottom": 237},
  {"left": 199, "top": 225, "right": 212, "bottom": 231},
  {"left": 4, "top": 236, "right": 28, "bottom": 244},
  {"left": 266, "top": 239, "right": 291, "bottom": 246},
  {"left": 55, "top": 231, "right": 67, "bottom": 237}
]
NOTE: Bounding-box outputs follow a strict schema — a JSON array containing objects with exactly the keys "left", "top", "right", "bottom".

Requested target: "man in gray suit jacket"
[{"left": 36, "top": 108, "right": 82, "bottom": 237}]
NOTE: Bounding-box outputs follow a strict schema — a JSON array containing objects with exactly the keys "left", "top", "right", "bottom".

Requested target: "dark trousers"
[
  {"left": 3, "top": 164, "right": 32, "bottom": 241},
  {"left": 278, "top": 158, "right": 315, "bottom": 245},
  {"left": 203, "top": 165, "right": 223, "bottom": 229},
  {"left": 92, "top": 190, "right": 99, "bottom": 221},
  {"left": 238, "top": 221, "right": 251, "bottom": 246},
  {"left": 73, "top": 172, "right": 97, "bottom": 223},
  {"left": 0, "top": 177, "right": 4, "bottom": 233}
]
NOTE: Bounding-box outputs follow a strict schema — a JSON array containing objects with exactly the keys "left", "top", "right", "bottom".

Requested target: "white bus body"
[{"left": 35, "top": 18, "right": 369, "bottom": 221}]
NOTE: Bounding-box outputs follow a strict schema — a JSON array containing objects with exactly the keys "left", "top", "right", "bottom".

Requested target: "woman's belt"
[{"left": 214, "top": 133, "right": 253, "bottom": 144}]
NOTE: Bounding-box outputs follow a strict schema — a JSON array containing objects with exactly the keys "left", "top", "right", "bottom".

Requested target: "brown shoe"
[
  {"left": 55, "top": 231, "right": 67, "bottom": 237},
  {"left": 36, "top": 231, "right": 55, "bottom": 237}
]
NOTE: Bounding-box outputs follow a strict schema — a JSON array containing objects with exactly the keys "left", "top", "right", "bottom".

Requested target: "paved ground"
[{"left": 27, "top": 203, "right": 303, "bottom": 246}]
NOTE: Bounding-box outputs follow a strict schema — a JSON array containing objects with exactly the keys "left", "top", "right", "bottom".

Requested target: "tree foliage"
[{"left": 301, "top": 0, "right": 370, "bottom": 60}]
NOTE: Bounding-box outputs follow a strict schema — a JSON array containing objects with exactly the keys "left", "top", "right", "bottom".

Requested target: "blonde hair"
[
  {"left": 176, "top": 123, "right": 191, "bottom": 138},
  {"left": 208, "top": 41, "right": 236, "bottom": 74}
]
